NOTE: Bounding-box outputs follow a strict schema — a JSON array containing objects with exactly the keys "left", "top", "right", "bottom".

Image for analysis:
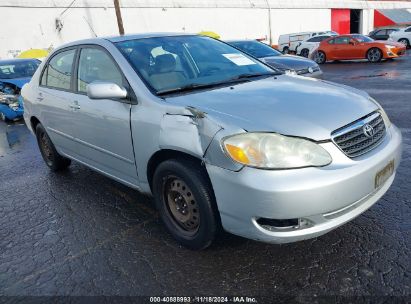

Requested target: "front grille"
[{"left": 331, "top": 112, "right": 386, "bottom": 158}]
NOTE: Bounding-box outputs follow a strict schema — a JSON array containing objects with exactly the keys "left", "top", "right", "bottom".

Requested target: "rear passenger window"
[
  {"left": 77, "top": 48, "right": 123, "bottom": 93},
  {"left": 43, "top": 49, "right": 76, "bottom": 90}
]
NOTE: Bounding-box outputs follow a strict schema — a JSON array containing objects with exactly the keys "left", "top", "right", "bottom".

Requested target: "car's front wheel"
[
  {"left": 398, "top": 38, "right": 410, "bottom": 48},
  {"left": 152, "top": 158, "right": 220, "bottom": 250},
  {"left": 313, "top": 51, "right": 326, "bottom": 64},
  {"left": 35, "top": 123, "right": 71, "bottom": 171},
  {"left": 367, "top": 48, "right": 382, "bottom": 63}
]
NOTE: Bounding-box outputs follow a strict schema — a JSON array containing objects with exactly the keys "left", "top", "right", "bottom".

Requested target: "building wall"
[{"left": 0, "top": 0, "right": 410, "bottom": 58}]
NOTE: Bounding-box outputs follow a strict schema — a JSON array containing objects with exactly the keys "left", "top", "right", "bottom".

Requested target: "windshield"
[
  {"left": 115, "top": 35, "right": 277, "bottom": 94},
  {"left": 0, "top": 60, "right": 40, "bottom": 79},
  {"left": 352, "top": 34, "right": 374, "bottom": 43},
  {"left": 229, "top": 41, "right": 281, "bottom": 58}
]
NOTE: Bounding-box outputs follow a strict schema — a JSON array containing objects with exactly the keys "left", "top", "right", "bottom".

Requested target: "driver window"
[
  {"left": 77, "top": 48, "right": 123, "bottom": 93},
  {"left": 334, "top": 37, "right": 350, "bottom": 44}
]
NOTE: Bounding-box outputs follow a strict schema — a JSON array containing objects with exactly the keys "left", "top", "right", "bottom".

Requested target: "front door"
[
  {"left": 71, "top": 46, "right": 138, "bottom": 186},
  {"left": 333, "top": 36, "right": 355, "bottom": 59}
]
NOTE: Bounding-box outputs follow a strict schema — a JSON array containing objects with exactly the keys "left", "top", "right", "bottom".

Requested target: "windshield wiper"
[
  {"left": 225, "top": 72, "right": 280, "bottom": 81},
  {"left": 156, "top": 72, "right": 278, "bottom": 96},
  {"left": 157, "top": 82, "right": 220, "bottom": 96}
]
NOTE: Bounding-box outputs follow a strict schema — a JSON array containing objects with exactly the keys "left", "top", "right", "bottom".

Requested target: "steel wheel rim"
[
  {"left": 163, "top": 176, "right": 200, "bottom": 235},
  {"left": 368, "top": 49, "right": 380, "bottom": 62},
  {"left": 399, "top": 39, "right": 408, "bottom": 47},
  {"left": 40, "top": 133, "right": 53, "bottom": 165},
  {"left": 314, "top": 52, "right": 324, "bottom": 63}
]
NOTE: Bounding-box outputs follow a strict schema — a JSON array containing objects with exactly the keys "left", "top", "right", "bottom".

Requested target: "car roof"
[
  {"left": 53, "top": 32, "right": 198, "bottom": 51},
  {"left": 226, "top": 40, "right": 259, "bottom": 43},
  {"left": 0, "top": 58, "right": 40, "bottom": 65}
]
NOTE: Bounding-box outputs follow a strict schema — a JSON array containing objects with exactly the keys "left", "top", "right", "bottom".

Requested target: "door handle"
[
  {"left": 69, "top": 101, "right": 81, "bottom": 110},
  {"left": 36, "top": 93, "right": 44, "bottom": 101}
]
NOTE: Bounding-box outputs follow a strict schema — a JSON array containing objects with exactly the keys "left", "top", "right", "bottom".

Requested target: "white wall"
[
  {"left": 0, "top": 5, "right": 329, "bottom": 58},
  {"left": 360, "top": 9, "right": 374, "bottom": 35},
  {"left": 121, "top": 8, "right": 270, "bottom": 40},
  {"left": 1, "top": 1, "right": 410, "bottom": 59}
]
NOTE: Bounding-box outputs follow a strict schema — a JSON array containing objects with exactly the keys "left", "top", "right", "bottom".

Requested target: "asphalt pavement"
[{"left": 0, "top": 53, "right": 410, "bottom": 303}]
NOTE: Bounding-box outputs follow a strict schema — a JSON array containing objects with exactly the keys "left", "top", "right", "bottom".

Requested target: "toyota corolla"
[{"left": 21, "top": 33, "right": 402, "bottom": 250}]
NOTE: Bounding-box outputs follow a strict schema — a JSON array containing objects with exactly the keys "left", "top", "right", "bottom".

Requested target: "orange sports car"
[{"left": 313, "top": 34, "right": 406, "bottom": 64}]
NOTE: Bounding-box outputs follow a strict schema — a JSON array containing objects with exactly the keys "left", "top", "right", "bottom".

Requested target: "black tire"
[
  {"left": 398, "top": 38, "right": 410, "bottom": 48},
  {"left": 367, "top": 48, "right": 382, "bottom": 63},
  {"left": 35, "top": 123, "right": 71, "bottom": 171},
  {"left": 300, "top": 48, "right": 309, "bottom": 58},
  {"left": 314, "top": 51, "right": 326, "bottom": 64},
  {"left": 152, "top": 158, "right": 220, "bottom": 250},
  {"left": 282, "top": 46, "right": 289, "bottom": 54}
]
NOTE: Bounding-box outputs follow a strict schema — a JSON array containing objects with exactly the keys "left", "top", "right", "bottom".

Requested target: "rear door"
[
  {"left": 70, "top": 45, "right": 138, "bottom": 186},
  {"left": 374, "top": 30, "right": 388, "bottom": 40},
  {"left": 37, "top": 47, "right": 79, "bottom": 156}
]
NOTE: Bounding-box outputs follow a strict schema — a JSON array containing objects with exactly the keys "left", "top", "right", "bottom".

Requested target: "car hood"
[
  {"left": 260, "top": 55, "right": 317, "bottom": 70},
  {"left": 166, "top": 76, "right": 378, "bottom": 141},
  {"left": 0, "top": 77, "right": 31, "bottom": 89}
]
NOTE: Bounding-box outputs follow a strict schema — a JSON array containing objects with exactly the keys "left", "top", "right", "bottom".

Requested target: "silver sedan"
[{"left": 22, "top": 33, "right": 402, "bottom": 249}]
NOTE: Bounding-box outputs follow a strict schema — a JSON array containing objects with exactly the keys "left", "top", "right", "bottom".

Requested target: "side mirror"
[{"left": 86, "top": 81, "right": 128, "bottom": 99}]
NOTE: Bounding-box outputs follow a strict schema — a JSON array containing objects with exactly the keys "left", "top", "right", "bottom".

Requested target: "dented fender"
[{"left": 159, "top": 106, "right": 244, "bottom": 171}]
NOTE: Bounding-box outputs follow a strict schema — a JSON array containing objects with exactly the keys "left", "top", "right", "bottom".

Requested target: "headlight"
[
  {"left": 285, "top": 70, "right": 297, "bottom": 75},
  {"left": 369, "top": 97, "right": 391, "bottom": 128},
  {"left": 222, "top": 133, "right": 332, "bottom": 169},
  {"left": 0, "top": 93, "right": 18, "bottom": 105},
  {"left": 385, "top": 45, "right": 395, "bottom": 49}
]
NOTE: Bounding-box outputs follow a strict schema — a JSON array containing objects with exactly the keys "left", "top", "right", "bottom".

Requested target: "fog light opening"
[{"left": 256, "top": 217, "right": 313, "bottom": 231}]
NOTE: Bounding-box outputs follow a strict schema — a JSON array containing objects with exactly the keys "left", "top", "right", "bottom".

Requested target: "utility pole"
[{"left": 114, "top": 0, "right": 125, "bottom": 35}]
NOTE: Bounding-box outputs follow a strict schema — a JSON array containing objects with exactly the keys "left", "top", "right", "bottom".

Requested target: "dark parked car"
[
  {"left": 227, "top": 40, "right": 322, "bottom": 78},
  {"left": 369, "top": 28, "right": 400, "bottom": 41}
]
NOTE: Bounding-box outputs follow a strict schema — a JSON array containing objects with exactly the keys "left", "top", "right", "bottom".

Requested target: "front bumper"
[
  {"left": 206, "top": 125, "right": 402, "bottom": 244},
  {"left": 384, "top": 46, "right": 406, "bottom": 58}
]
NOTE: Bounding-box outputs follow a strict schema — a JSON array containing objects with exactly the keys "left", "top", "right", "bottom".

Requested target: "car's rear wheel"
[
  {"left": 398, "top": 38, "right": 410, "bottom": 48},
  {"left": 35, "top": 123, "right": 71, "bottom": 171},
  {"left": 152, "top": 158, "right": 220, "bottom": 250},
  {"left": 282, "top": 46, "right": 289, "bottom": 54},
  {"left": 300, "top": 49, "right": 309, "bottom": 58},
  {"left": 367, "top": 48, "right": 382, "bottom": 63},
  {"left": 313, "top": 51, "right": 326, "bottom": 64}
]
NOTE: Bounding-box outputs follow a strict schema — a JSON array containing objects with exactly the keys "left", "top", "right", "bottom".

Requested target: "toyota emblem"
[{"left": 363, "top": 124, "right": 375, "bottom": 138}]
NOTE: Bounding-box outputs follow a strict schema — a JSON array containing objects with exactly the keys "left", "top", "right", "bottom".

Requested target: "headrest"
[{"left": 155, "top": 54, "right": 176, "bottom": 73}]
